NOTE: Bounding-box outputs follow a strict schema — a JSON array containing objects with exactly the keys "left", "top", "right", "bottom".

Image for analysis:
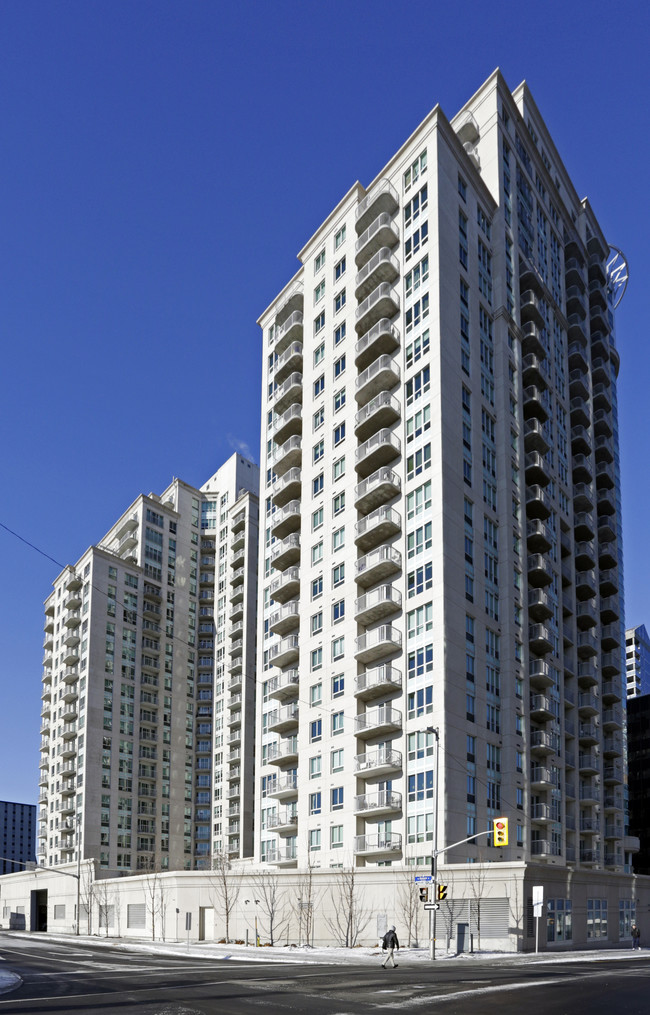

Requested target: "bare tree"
[
  {"left": 96, "top": 881, "right": 112, "bottom": 938},
  {"left": 506, "top": 875, "right": 523, "bottom": 950},
  {"left": 78, "top": 863, "right": 94, "bottom": 935},
  {"left": 293, "top": 857, "right": 320, "bottom": 947},
  {"left": 208, "top": 851, "right": 241, "bottom": 944},
  {"left": 325, "top": 867, "right": 371, "bottom": 948},
  {"left": 397, "top": 870, "right": 421, "bottom": 947},
  {"left": 252, "top": 870, "right": 289, "bottom": 946},
  {"left": 142, "top": 855, "right": 167, "bottom": 941},
  {"left": 467, "top": 860, "right": 488, "bottom": 950},
  {"left": 437, "top": 870, "right": 464, "bottom": 953}
]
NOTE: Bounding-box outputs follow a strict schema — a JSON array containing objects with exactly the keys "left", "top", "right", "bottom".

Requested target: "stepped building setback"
[
  {"left": 38, "top": 454, "right": 259, "bottom": 873},
  {"left": 256, "top": 68, "right": 636, "bottom": 878}
]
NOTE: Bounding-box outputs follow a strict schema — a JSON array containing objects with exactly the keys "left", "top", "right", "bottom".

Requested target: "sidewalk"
[{"left": 3, "top": 930, "right": 649, "bottom": 967}]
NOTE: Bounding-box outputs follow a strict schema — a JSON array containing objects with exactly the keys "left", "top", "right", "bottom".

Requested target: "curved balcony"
[
  {"left": 520, "top": 289, "right": 545, "bottom": 327},
  {"left": 355, "top": 247, "right": 400, "bottom": 301},
  {"left": 355, "top": 179, "right": 399, "bottom": 234},
  {"left": 573, "top": 483, "right": 594, "bottom": 513},
  {"left": 578, "top": 692, "right": 598, "bottom": 716},
  {"left": 526, "top": 485, "right": 551, "bottom": 520},
  {"left": 355, "top": 626, "right": 402, "bottom": 664},
  {"left": 572, "top": 453, "right": 593, "bottom": 485},
  {"left": 355, "top": 507, "right": 401, "bottom": 554},
  {"left": 569, "top": 370, "right": 589, "bottom": 402},
  {"left": 597, "top": 487, "right": 616, "bottom": 516},
  {"left": 593, "top": 382, "right": 612, "bottom": 414},
  {"left": 229, "top": 566, "right": 245, "bottom": 588},
  {"left": 530, "top": 695, "right": 556, "bottom": 721},
  {"left": 269, "top": 567, "right": 300, "bottom": 605},
  {"left": 574, "top": 512, "right": 595, "bottom": 542},
  {"left": 527, "top": 520, "right": 552, "bottom": 553},
  {"left": 355, "top": 747, "right": 402, "bottom": 778},
  {"left": 63, "top": 646, "right": 79, "bottom": 667},
  {"left": 571, "top": 425, "right": 592, "bottom": 456},
  {"left": 604, "top": 763, "right": 623, "bottom": 785},
  {"left": 355, "top": 319, "right": 401, "bottom": 376},
  {"left": 269, "top": 602, "right": 300, "bottom": 637},
  {"left": 272, "top": 467, "right": 301, "bottom": 509},
  {"left": 354, "top": 791, "right": 402, "bottom": 816},
  {"left": 267, "top": 703, "right": 299, "bottom": 734},
  {"left": 525, "top": 452, "right": 549, "bottom": 487},
  {"left": 355, "top": 467, "right": 401, "bottom": 514},
  {"left": 577, "top": 661, "right": 598, "bottom": 688},
  {"left": 355, "top": 428, "right": 401, "bottom": 478},
  {"left": 273, "top": 372, "right": 303, "bottom": 415},
  {"left": 271, "top": 534, "right": 301, "bottom": 572},
  {"left": 567, "top": 314, "right": 587, "bottom": 346},
  {"left": 576, "top": 601, "right": 598, "bottom": 629},
  {"left": 266, "top": 809, "right": 297, "bottom": 835},
  {"left": 355, "top": 283, "right": 400, "bottom": 336},
  {"left": 602, "top": 655, "right": 621, "bottom": 681},
  {"left": 530, "top": 730, "right": 559, "bottom": 755},
  {"left": 272, "top": 404, "right": 303, "bottom": 447},
  {"left": 355, "top": 704, "right": 402, "bottom": 739},
  {"left": 529, "top": 658, "right": 553, "bottom": 690},
  {"left": 271, "top": 500, "right": 301, "bottom": 541},
  {"left": 521, "top": 320, "right": 545, "bottom": 358},
  {"left": 565, "top": 256, "right": 585, "bottom": 287},
  {"left": 355, "top": 391, "right": 400, "bottom": 442},
  {"left": 355, "top": 213, "right": 400, "bottom": 267},
  {"left": 594, "top": 436, "right": 614, "bottom": 466},
  {"left": 274, "top": 341, "right": 303, "bottom": 386},
  {"left": 268, "top": 635, "right": 299, "bottom": 669},
  {"left": 273, "top": 436, "right": 302, "bottom": 478},
  {"left": 266, "top": 775, "right": 298, "bottom": 799},
  {"left": 575, "top": 568, "right": 596, "bottom": 599},
  {"left": 530, "top": 767, "right": 557, "bottom": 789},
  {"left": 267, "top": 737, "right": 299, "bottom": 766},
  {"left": 529, "top": 623, "right": 553, "bottom": 655},
  {"left": 570, "top": 397, "right": 591, "bottom": 429},
  {"left": 566, "top": 284, "right": 587, "bottom": 319},
  {"left": 354, "top": 833, "right": 402, "bottom": 858},
  {"left": 268, "top": 669, "right": 299, "bottom": 702},
  {"left": 578, "top": 722, "right": 599, "bottom": 746},
  {"left": 354, "top": 664, "right": 402, "bottom": 701},
  {"left": 575, "top": 540, "right": 596, "bottom": 570},
  {"left": 522, "top": 353, "right": 550, "bottom": 389},
  {"left": 599, "top": 540, "right": 618, "bottom": 571},
  {"left": 568, "top": 341, "right": 589, "bottom": 373},
  {"left": 600, "top": 595, "right": 619, "bottom": 625},
  {"left": 602, "top": 707, "right": 623, "bottom": 732},
  {"left": 355, "top": 545, "right": 401, "bottom": 587},
  {"left": 594, "top": 407, "right": 613, "bottom": 439},
  {"left": 601, "top": 623, "right": 620, "bottom": 651},
  {"left": 355, "top": 353, "right": 400, "bottom": 406},
  {"left": 64, "top": 610, "right": 81, "bottom": 629},
  {"left": 524, "top": 418, "right": 550, "bottom": 455},
  {"left": 275, "top": 309, "right": 304, "bottom": 356},
  {"left": 531, "top": 803, "right": 553, "bottom": 824},
  {"left": 64, "top": 590, "right": 82, "bottom": 611},
  {"left": 578, "top": 752, "right": 600, "bottom": 775},
  {"left": 596, "top": 462, "right": 615, "bottom": 492},
  {"left": 590, "top": 304, "right": 610, "bottom": 335},
  {"left": 528, "top": 590, "right": 553, "bottom": 624},
  {"left": 523, "top": 385, "right": 549, "bottom": 423},
  {"left": 527, "top": 553, "right": 553, "bottom": 587},
  {"left": 591, "top": 331, "right": 611, "bottom": 363},
  {"left": 266, "top": 845, "right": 297, "bottom": 867}
]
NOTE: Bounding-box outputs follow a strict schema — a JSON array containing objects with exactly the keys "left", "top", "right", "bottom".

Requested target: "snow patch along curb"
[{"left": 0, "top": 971, "right": 22, "bottom": 995}]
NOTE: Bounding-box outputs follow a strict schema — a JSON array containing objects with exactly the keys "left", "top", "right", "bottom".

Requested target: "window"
[
  {"left": 314, "top": 374, "right": 324, "bottom": 397},
  {"left": 335, "top": 257, "right": 346, "bottom": 281},
  {"left": 547, "top": 900, "right": 572, "bottom": 943},
  {"left": 406, "top": 480, "right": 432, "bottom": 519},
  {"left": 587, "top": 899, "right": 607, "bottom": 940},
  {"left": 313, "top": 439, "right": 324, "bottom": 464},
  {"left": 314, "top": 248, "right": 325, "bottom": 273},
  {"left": 407, "top": 603, "right": 433, "bottom": 638},
  {"left": 314, "top": 280, "right": 325, "bottom": 303},
  {"left": 334, "top": 354, "right": 346, "bottom": 378},
  {"left": 406, "top": 444, "right": 431, "bottom": 480},
  {"left": 407, "top": 562, "right": 433, "bottom": 598},
  {"left": 310, "top": 719, "right": 322, "bottom": 743},
  {"left": 334, "top": 422, "right": 346, "bottom": 446},
  {"left": 334, "top": 289, "right": 346, "bottom": 313},
  {"left": 334, "top": 388, "right": 346, "bottom": 412},
  {"left": 313, "top": 472, "right": 324, "bottom": 496},
  {"left": 310, "top": 682, "right": 322, "bottom": 706},
  {"left": 406, "top": 405, "right": 431, "bottom": 443},
  {"left": 407, "top": 521, "right": 432, "bottom": 559},
  {"left": 331, "top": 786, "right": 344, "bottom": 810},
  {"left": 405, "top": 221, "right": 428, "bottom": 261},
  {"left": 458, "top": 175, "right": 467, "bottom": 201},
  {"left": 311, "top": 576, "right": 323, "bottom": 600},
  {"left": 333, "top": 492, "right": 345, "bottom": 515},
  {"left": 309, "top": 757, "right": 322, "bottom": 780},
  {"left": 332, "top": 711, "right": 344, "bottom": 735},
  {"left": 405, "top": 255, "right": 429, "bottom": 298},
  {"left": 404, "top": 149, "right": 427, "bottom": 191},
  {"left": 334, "top": 322, "right": 346, "bottom": 346},
  {"left": 331, "top": 825, "right": 343, "bottom": 849},
  {"left": 333, "top": 563, "right": 345, "bottom": 587},
  {"left": 314, "top": 311, "right": 325, "bottom": 335},
  {"left": 332, "top": 673, "right": 344, "bottom": 696},
  {"left": 311, "top": 648, "right": 323, "bottom": 671},
  {"left": 313, "top": 406, "right": 324, "bottom": 431},
  {"left": 333, "top": 457, "right": 345, "bottom": 480},
  {"left": 332, "top": 527, "right": 345, "bottom": 550},
  {"left": 408, "top": 769, "right": 434, "bottom": 801},
  {"left": 335, "top": 225, "right": 346, "bottom": 249},
  {"left": 331, "top": 637, "right": 344, "bottom": 661},
  {"left": 314, "top": 342, "right": 325, "bottom": 366},
  {"left": 312, "top": 507, "right": 324, "bottom": 531},
  {"left": 407, "top": 643, "right": 433, "bottom": 679},
  {"left": 405, "top": 295, "right": 429, "bottom": 333},
  {"left": 331, "top": 748, "right": 344, "bottom": 772},
  {"left": 404, "top": 183, "right": 428, "bottom": 228},
  {"left": 309, "top": 791, "right": 321, "bottom": 814},
  {"left": 406, "top": 329, "right": 430, "bottom": 367},
  {"left": 406, "top": 366, "right": 430, "bottom": 405},
  {"left": 309, "top": 829, "right": 321, "bottom": 850},
  {"left": 311, "top": 541, "right": 323, "bottom": 565},
  {"left": 311, "top": 611, "right": 323, "bottom": 635},
  {"left": 332, "top": 600, "right": 345, "bottom": 624},
  {"left": 408, "top": 686, "right": 433, "bottom": 718}
]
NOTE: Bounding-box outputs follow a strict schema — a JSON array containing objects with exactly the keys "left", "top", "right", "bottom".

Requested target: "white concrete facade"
[
  {"left": 39, "top": 454, "right": 258, "bottom": 874},
  {"left": 254, "top": 69, "right": 633, "bottom": 885}
]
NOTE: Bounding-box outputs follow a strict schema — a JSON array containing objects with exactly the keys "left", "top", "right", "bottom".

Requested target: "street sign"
[
  {"left": 532, "top": 885, "right": 544, "bottom": 906},
  {"left": 414, "top": 875, "right": 433, "bottom": 882},
  {"left": 424, "top": 903, "right": 440, "bottom": 910}
]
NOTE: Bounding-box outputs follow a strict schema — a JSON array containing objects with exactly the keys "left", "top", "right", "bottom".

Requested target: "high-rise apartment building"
[
  {"left": 625, "top": 625, "right": 650, "bottom": 697},
  {"left": 38, "top": 454, "right": 258, "bottom": 872},
  {"left": 0, "top": 801, "right": 36, "bottom": 875},
  {"left": 255, "top": 69, "right": 632, "bottom": 875}
]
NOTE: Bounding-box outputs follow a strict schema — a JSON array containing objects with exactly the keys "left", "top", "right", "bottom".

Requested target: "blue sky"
[{"left": 1, "top": 0, "right": 649, "bottom": 803}]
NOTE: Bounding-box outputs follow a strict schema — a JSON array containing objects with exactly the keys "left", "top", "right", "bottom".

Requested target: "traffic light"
[
  {"left": 437, "top": 884, "right": 447, "bottom": 901},
  {"left": 419, "top": 886, "right": 429, "bottom": 902},
  {"left": 493, "top": 817, "right": 509, "bottom": 846}
]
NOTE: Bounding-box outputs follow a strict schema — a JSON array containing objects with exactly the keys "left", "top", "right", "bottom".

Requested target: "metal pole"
[
  {"left": 429, "top": 726, "right": 439, "bottom": 960},
  {"left": 76, "top": 816, "right": 81, "bottom": 936}
]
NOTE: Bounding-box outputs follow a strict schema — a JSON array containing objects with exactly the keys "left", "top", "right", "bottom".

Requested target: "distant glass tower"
[{"left": 626, "top": 625, "right": 650, "bottom": 697}]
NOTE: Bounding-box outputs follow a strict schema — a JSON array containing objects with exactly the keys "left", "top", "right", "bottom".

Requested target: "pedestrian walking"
[
  {"left": 632, "top": 923, "right": 641, "bottom": 949},
  {"left": 381, "top": 925, "right": 399, "bottom": 968}
]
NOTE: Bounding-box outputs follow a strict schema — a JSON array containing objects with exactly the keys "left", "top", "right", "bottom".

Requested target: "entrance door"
[{"left": 198, "top": 906, "right": 215, "bottom": 941}]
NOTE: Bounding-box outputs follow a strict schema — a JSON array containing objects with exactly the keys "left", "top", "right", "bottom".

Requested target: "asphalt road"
[{"left": 1, "top": 934, "right": 650, "bottom": 1014}]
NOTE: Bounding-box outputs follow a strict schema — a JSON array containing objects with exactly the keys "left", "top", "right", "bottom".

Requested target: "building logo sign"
[{"left": 607, "top": 246, "right": 629, "bottom": 308}]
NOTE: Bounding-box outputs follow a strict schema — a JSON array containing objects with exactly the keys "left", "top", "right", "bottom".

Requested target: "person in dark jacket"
[
  {"left": 381, "top": 925, "right": 399, "bottom": 967},
  {"left": 632, "top": 923, "right": 641, "bottom": 949}
]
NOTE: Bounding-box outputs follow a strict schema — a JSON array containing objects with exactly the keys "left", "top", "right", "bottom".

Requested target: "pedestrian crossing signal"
[
  {"left": 419, "top": 886, "right": 429, "bottom": 902},
  {"left": 437, "top": 884, "right": 447, "bottom": 901},
  {"left": 493, "top": 817, "right": 508, "bottom": 846}
]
